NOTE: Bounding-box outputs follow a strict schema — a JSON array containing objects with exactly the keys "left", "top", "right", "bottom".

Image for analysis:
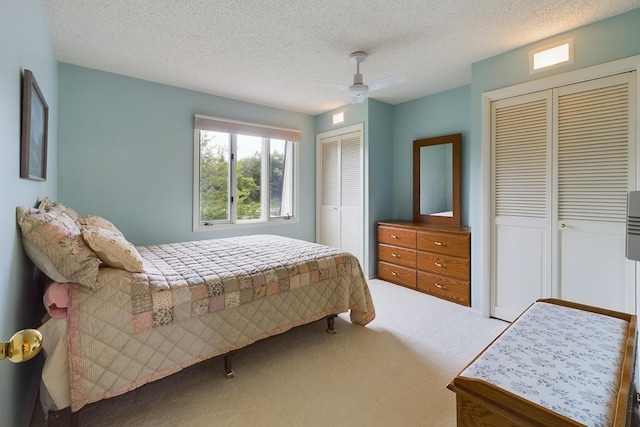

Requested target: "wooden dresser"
[{"left": 378, "top": 220, "right": 471, "bottom": 306}]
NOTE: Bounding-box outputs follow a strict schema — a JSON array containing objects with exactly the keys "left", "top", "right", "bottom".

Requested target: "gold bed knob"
[{"left": 0, "top": 329, "right": 43, "bottom": 363}]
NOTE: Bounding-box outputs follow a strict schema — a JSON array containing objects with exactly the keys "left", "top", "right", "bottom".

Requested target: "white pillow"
[{"left": 21, "top": 239, "right": 71, "bottom": 283}]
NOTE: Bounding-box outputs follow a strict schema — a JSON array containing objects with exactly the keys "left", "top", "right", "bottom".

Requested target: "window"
[{"left": 193, "top": 115, "right": 299, "bottom": 230}]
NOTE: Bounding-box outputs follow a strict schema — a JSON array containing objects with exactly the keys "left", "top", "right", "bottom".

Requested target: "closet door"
[
  {"left": 318, "top": 130, "right": 363, "bottom": 265},
  {"left": 320, "top": 139, "right": 340, "bottom": 248},
  {"left": 553, "top": 73, "right": 635, "bottom": 312},
  {"left": 492, "top": 72, "right": 636, "bottom": 321},
  {"left": 338, "top": 134, "right": 363, "bottom": 261},
  {"left": 491, "top": 91, "right": 553, "bottom": 321}
]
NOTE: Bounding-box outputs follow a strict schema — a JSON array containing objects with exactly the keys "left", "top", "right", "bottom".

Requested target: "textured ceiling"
[{"left": 44, "top": 0, "right": 640, "bottom": 115}]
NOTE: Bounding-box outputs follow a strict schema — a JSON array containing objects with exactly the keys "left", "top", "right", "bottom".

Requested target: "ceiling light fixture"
[{"left": 530, "top": 38, "right": 574, "bottom": 74}]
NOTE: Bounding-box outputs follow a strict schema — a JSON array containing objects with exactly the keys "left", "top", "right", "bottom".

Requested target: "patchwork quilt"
[
  {"left": 130, "top": 235, "right": 366, "bottom": 333},
  {"left": 65, "top": 235, "right": 375, "bottom": 412}
]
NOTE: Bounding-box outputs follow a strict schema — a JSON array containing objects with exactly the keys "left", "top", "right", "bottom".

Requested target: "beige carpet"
[{"left": 44, "top": 279, "right": 508, "bottom": 427}]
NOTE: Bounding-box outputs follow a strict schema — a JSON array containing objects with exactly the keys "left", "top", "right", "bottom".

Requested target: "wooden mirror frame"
[{"left": 413, "top": 133, "right": 461, "bottom": 225}]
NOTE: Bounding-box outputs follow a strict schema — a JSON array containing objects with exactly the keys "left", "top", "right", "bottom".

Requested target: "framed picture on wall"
[{"left": 20, "top": 69, "right": 48, "bottom": 181}]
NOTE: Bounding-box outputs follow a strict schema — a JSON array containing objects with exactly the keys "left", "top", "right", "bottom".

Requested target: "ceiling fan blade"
[
  {"left": 367, "top": 73, "right": 407, "bottom": 92},
  {"left": 311, "top": 79, "right": 348, "bottom": 91}
]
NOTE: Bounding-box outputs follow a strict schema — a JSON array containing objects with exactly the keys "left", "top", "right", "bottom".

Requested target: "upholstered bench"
[{"left": 448, "top": 299, "right": 637, "bottom": 427}]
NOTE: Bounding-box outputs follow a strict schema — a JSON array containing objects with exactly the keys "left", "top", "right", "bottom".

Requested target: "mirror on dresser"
[{"left": 413, "top": 133, "right": 461, "bottom": 226}]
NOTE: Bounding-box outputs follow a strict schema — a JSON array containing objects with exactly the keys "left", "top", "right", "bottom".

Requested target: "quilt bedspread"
[
  {"left": 130, "top": 235, "right": 367, "bottom": 333},
  {"left": 66, "top": 235, "right": 375, "bottom": 412}
]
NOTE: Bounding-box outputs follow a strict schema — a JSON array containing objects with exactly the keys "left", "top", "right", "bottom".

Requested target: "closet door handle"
[{"left": 435, "top": 262, "right": 447, "bottom": 268}]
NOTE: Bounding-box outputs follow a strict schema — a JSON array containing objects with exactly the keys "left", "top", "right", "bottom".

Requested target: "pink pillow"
[{"left": 43, "top": 282, "right": 70, "bottom": 319}]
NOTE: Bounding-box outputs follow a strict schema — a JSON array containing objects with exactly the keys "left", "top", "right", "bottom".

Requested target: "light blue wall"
[
  {"left": 367, "top": 100, "right": 394, "bottom": 274},
  {"left": 467, "top": 8, "right": 640, "bottom": 311},
  {"left": 392, "top": 85, "right": 472, "bottom": 223},
  {"left": 314, "top": 100, "right": 394, "bottom": 276},
  {"left": 0, "top": 1, "right": 57, "bottom": 425},
  {"left": 58, "top": 64, "right": 316, "bottom": 245}
]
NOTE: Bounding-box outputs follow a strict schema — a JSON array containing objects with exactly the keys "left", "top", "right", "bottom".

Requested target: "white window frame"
[{"left": 193, "top": 115, "right": 300, "bottom": 232}]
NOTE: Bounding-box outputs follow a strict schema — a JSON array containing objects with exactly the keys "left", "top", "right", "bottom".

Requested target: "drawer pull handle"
[
  {"left": 435, "top": 262, "right": 447, "bottom": 268},
  {"left": 391, "top": 271, "right": 399, "bottom": 276},
  {"left": 434, "top": 283, "right": 447, "bottom": 290},
  {"left": 391, "top": 234, "right": 400, "bottom": 239},
  {"left": 391, "top": 253, "right": 400, "bottom": 258},
  {"left": 434, "top": 241, "right": 447, "bottom": 247}
]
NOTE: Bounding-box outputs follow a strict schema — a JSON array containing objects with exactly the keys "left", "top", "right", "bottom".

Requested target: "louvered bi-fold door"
[
  {"left": 554, "top": 73, "right": 635, "bottom": 312},
  {"left": 492, "top": 91, "right": 553, "bottom": 322},
  {"left": 492, "top": 72, "right": 636, "bottom": 321},
  {"left": 320, "top": 140, "right": 340, "bottom": 249},
  {"left": 318, "top": 131, "right": 363, "bottom": 266}
]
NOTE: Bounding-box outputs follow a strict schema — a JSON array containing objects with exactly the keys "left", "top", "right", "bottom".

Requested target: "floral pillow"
[
  {"left": 38, "top": 197, "right": 81, "bottom": 223},
  {"left": 81, "top": 226, "right": 144, "bottom": 272},
  {"left": 16, "top": 205, "right": 101, "bottom": 290},
  {"left": 79, "top": 215, "right": 124, "bottom": 237}
]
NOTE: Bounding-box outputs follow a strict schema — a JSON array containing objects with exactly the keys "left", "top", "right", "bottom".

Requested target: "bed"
[{"left": 17, "top": 199, "right": 375, "bottom": 415}]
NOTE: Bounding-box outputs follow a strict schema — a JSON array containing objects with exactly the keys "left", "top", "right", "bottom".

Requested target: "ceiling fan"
[{"left": 314, "top": 51, "right": 407, "bottom": 104}]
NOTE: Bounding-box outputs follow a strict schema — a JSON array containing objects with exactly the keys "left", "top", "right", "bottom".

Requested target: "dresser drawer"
[
  {"left": 417, "top": 231, "right": 469, "bottom": 258},
  {"left": 378, "top": 261, "right": 416, "bottom": 289},
  {"left": 417, "top": 271, "right": 470, "bottom": 306},
  {"left": 378, "top": 244, "right": 416, "bottom": 269},
  {"left": 417, "top": 252, "right": 469, "bottom": 280},
  {"left": 379, "top": 226, "right": 417, "bottom": 249}
]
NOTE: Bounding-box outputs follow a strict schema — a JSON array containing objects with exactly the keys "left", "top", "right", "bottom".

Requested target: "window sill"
[{"left": 193, "top": 217, "right": 299, "bottom": 232}]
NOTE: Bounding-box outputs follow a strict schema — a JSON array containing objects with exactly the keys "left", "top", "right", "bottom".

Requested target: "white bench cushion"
[{"left": 461, "top": 301, "right": 628, "bottom": 427}]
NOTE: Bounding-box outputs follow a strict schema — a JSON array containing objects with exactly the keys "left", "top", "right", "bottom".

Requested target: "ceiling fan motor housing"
[
  {"left": 348, "top": 83, "right": 368, "bottom": 103},
  {"left": 349, "top": 51, "right": 368, "bottom": 103}
]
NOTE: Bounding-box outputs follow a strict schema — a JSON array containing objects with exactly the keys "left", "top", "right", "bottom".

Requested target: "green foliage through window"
[{"left": 198, "top": 130, "right": 294, "bottom": 225}]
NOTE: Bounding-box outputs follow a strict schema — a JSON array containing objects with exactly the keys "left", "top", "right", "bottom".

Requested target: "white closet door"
[
  {"left": 320, "top": 139, "right": 340, "bottom": 248},
  {"left": 554, "top": 73, "right": 635, "bottom": 312},
  {"left": 339, "top": 134, "right": 363, "bottom": 262},
  {"left": 492, "top": 91, "right": 553, "bottom": 321},
  {"left": 492, "top": 72, "right": 636, "bottom": 321},
  {"left": 318, "top": 129, "right": 363, "bottom": 266}
]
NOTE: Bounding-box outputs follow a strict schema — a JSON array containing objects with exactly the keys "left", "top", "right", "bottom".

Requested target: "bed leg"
[
  {"left": 326, "top": 314, "right": 337, "bottom": 335},
  {"left": 45, "top": 407, "right": 79, "bottom": 427},
  {"left": 224, "top": 354, "right": 236, "bottom": 379},
  {"left": 70, "top": 410, "right": 80, "bottom": 427}
]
